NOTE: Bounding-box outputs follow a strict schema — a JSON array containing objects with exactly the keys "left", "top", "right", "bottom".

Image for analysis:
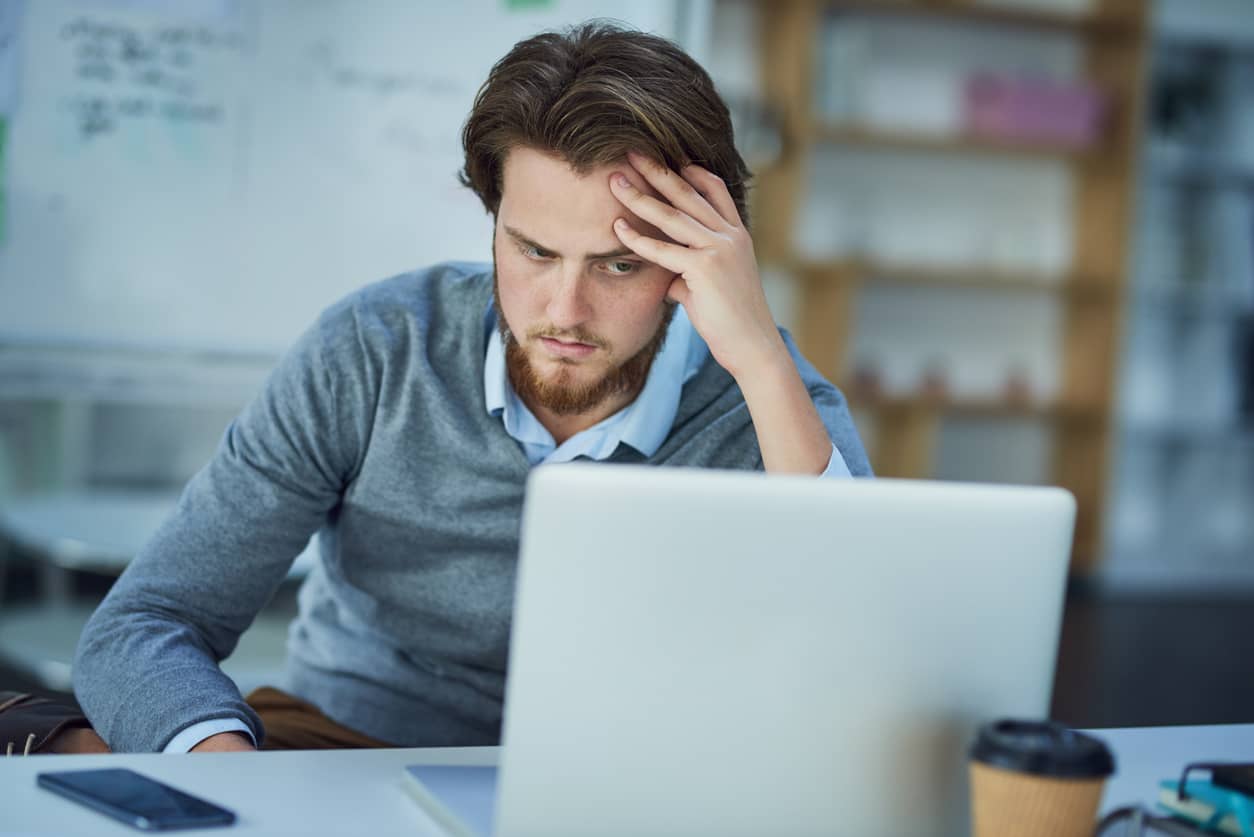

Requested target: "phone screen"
[{"left": 37, "top": 768, "right": 236, "bottom": 830}]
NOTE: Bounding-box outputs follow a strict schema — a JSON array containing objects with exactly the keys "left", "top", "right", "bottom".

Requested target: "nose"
[{"left": 545, "top": 263, "right": 593, "bottom": 330}]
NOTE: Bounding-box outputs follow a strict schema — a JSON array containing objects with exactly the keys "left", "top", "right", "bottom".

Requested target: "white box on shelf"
[{"left": 861, "top": 65, "right": 964, "bottom": 137}]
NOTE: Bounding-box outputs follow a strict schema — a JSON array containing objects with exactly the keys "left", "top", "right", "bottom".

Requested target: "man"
[{"left": 1, "top": 21, "right": 870, "bottom": 757}]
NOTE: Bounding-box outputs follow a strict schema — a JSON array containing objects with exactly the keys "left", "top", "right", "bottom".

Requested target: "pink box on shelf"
[{"left": 963, "top": 74, "right": 1108, "bottom": 149}]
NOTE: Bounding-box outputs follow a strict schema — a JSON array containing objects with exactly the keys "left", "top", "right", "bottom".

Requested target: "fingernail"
[
  {"left": 613, "top": 174, "right": 631, "bottom": 189},
  {"left": 614, "top": 218, "right": 628, "bottom": 230}
]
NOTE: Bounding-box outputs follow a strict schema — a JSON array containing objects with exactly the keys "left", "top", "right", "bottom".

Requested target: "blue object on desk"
[
  {"left": 402, "top": 765, "right": 498, "bottom": 837},
  {"left": 1157, "top": 779, "right": 1254, "bottom": 836}
]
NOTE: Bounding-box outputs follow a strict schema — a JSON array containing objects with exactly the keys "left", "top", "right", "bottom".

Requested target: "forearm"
[
  {"left": 735, "top": 343, "right": 835, "bottom": 475},
  {"left": 73, "top": 597, "right": 266, "bottom": 753}
]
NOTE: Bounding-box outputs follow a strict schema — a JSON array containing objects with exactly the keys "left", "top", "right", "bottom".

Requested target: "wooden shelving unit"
[
  {"left": 815, "top": 122, "right": 1099, "bottom": 161},
  {"left": 840, "top": 391, "right": 1104, "bottom": 485},
  {"left": 752, "top": 0, "right": 1150, "bottom": 574},
  {"left": 825, "top": 0, "right": 1140, "bottom": 36},
  {"left": 791, "top": 259, "right": 1117, "bottom": 297},
  {"left": 846, "top": 392, "right": 1104, "bottom": 421}
]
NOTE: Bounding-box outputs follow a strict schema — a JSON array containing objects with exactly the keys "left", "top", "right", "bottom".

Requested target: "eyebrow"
[{"left": 503, "top": 225, "right": 636, "bottom": 261}]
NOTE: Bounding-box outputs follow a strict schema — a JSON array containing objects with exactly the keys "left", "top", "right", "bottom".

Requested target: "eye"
[
  {"left": 517, "top": 241, "right": 552, "bottom": 261},
  {"left": 603, "top": 260, "right": 640, "bottom": 276}
]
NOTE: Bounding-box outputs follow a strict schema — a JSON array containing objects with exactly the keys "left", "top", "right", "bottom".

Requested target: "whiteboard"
[{"left": 0, "top": 0, "right": 679, "bottom": 355}]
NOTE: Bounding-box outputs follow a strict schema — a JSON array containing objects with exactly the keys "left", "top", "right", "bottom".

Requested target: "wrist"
[
  {"left": 729, "top": 335, "right": 793, "bottom": 389},
  {"left": 190, "top": 731, "right": 255, "bottom": 753}
]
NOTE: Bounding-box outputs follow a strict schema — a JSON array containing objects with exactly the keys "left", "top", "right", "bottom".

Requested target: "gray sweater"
[{"left": 73, "top": 262, "right": 871, "bottom": 753}]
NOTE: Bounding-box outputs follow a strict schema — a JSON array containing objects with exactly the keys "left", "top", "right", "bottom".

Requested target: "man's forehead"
[
  {"left": 498, "top": 147, "right": 670, "bottom": 248},
  {"left": 500, "top": 147, "right": 659, "bottom": 201}
]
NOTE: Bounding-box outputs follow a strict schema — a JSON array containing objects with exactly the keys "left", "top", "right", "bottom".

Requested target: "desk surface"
[{"left": 1, "top": 725, "right": 1251, "bottom": 836}]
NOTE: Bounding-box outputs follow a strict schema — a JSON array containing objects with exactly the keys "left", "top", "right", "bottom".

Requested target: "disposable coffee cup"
[{"left": 969, "top": 719, "right": 1115, "bottom": 837}]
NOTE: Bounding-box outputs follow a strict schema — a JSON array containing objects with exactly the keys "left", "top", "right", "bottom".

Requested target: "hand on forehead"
[{"left": 607, "top": 159, "right": 680, "bottom": 244}]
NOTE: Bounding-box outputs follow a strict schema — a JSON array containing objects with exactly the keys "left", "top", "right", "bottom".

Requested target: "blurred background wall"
[{"left": 0, "top": 0, "right": 1251, "bottom": 727}]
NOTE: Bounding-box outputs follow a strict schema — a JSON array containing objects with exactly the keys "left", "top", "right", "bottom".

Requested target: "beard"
[{"left": 492, "top": 270, "right": 676, "bottom": 417}]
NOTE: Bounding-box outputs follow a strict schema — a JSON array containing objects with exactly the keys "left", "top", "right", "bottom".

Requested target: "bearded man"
[{"left": 2, "top": 20, "right": 870, "bottom": 757}]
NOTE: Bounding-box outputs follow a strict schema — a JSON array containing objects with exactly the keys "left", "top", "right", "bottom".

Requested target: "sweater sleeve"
[
  {"left": 779, "top": 329, "right": 874, "bottom": 478},
  {"left": 72, "top": 299, "right": 379, "bottom": 752}
]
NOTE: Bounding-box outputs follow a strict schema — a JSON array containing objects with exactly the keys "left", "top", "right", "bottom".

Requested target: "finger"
[
  {"left": 611, "top": 173, "right": 716, "bottom": 247},
  {"left": 626, "top": 151, "right": 729, "bottom": 232},
  {"left": 613, "top": 218, "right": 699, "bottom": 275},
  {"left": 666, "top": 275, "right": 692, "bottom": 308},
  {"left": 679, "top": 164, "right": 742, "bottom": 229}
]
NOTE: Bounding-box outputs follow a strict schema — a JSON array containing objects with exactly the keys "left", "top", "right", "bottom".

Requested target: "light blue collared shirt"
[{"left": 484, "top": 306, "right": 851, "bottom": 477}]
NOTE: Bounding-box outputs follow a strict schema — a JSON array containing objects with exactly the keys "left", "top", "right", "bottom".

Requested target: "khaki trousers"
[{"left": 245, "top": 686, "right": 392, "bottom": 750}]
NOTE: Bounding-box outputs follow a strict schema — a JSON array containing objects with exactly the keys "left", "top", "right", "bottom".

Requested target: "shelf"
[
  {"left": 1153, "top": 8, "right": 1254, "bottom": 55},
  {"left": 845, "top": 391, "right": 1103, "bottom": 421},
  {"left": 792, "top": 259, "right": 1116, "bottom": 299},
  {"left": 814, "top": 122, "right": 1099, "bottom": 162},
  {"left": 1122, "top": 421, "right": 1254, "bottom": 445},
  {"left": 756, "top": 0, "right": 1148, "bottom": 575},
  {"left": 825, "top": 0, "right": 1139, "bottom": 38},
  {"left": 1147, "top": 152, "right": 1254, "bottom": 189},
  {"left": 1132, "top": 283, "right": 1254, "bottom": 319}
]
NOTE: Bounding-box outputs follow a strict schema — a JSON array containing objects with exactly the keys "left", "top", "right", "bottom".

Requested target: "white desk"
[{"left": 1, "top": 725, "right": 1250, "bottom": 836}]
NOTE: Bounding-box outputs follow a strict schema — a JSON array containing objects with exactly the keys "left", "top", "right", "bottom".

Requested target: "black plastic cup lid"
[{"left": 970, "top": 719, "right": 1115, "bottom": 779}]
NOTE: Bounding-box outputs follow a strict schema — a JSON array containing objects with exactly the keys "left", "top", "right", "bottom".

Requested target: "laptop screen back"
[{"left": 498, "top": 466, "right": 1075, "bottom": 837}]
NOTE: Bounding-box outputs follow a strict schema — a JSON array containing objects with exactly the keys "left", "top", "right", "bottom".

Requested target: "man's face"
[{"left": 493, "top": 146, "right": 678, "bottom": 417}]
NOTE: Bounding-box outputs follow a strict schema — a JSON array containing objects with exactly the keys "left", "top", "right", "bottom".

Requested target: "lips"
[{"left": 539, "top": 336, "right": 597, "bottom": 359}]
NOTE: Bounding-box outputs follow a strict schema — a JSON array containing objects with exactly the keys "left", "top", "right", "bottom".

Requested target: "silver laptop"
[{"left": 490, "top": 465, "right": 1075, "bottom": 837}]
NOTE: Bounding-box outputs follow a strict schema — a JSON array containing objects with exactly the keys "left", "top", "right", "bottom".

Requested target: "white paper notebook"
[{"left": 401, "top": 765, "right": 498, "bottom": 837}]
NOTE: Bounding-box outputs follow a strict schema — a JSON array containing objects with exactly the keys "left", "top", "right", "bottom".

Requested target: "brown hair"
[{"left": 460, "top": 20, "right": 751, "bottom": 226}]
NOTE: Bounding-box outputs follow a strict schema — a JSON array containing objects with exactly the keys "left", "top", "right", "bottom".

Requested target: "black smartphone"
[{"left": 37, "top": 767, "right": 237, "bottom": 831}]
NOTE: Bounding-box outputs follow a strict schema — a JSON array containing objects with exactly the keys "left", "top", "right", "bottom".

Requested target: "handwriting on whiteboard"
[
  {"left": 303, "top": 40, "right": 461, "bottom": 100},
  {"left": 58, "top": 16, "right": 244, "bottom": 139}
]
